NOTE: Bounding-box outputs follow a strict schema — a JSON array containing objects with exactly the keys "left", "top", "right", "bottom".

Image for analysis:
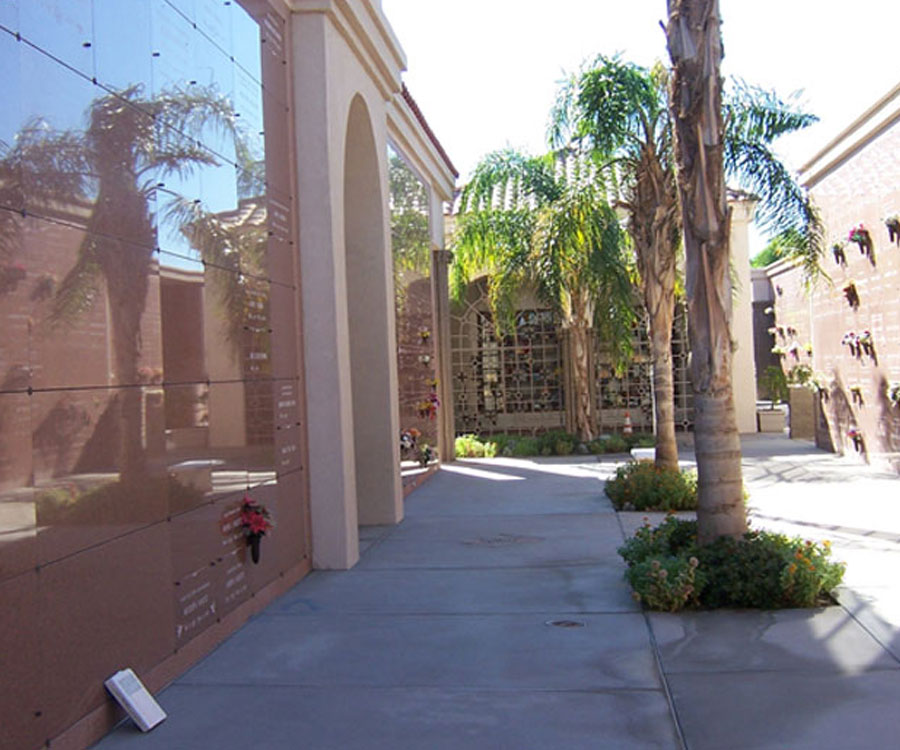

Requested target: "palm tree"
[
  {"left": 666, "top": 0, "right": 743, "bottom": 542},
  {"left": 550, "top": 55, "right": 823, "bottom": 472},
  {"left": 551, "top": 57, "right": 682, "bottom": 469},
  {"left": 451, "top": 149, "right": 636, "bottom": 441},
  {"left": 1, "top": 84, "right": 239, "bottom": 481}
]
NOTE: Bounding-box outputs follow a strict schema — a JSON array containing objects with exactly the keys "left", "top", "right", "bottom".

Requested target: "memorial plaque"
[{"left": 174, "top": 562, "right": 217, "bottom": 644}]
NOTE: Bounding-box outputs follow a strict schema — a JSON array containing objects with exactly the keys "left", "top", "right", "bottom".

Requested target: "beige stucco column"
[
  {"left": 729, "top": 196, "right": 759, "bottom": 433},
  {"left": 431, "top": 249, "right": 455, "bottom": 463},
  {"left": 291, "top": 0, "right": 405, "bottom": 569}
]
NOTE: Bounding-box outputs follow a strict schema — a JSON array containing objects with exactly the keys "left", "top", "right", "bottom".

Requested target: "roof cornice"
[
  {"left": 799, "top": 82, "right": 900, "bottom": 188},
  {"left": 288, "top": 0, "right": 405, "bottom": 100}
]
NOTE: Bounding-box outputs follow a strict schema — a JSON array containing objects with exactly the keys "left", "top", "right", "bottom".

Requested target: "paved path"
[{"left": 95, "top": 436, "right": 900, "bottom": 749}]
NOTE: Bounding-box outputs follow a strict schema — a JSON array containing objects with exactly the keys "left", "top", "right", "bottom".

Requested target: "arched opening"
[{"left": 343, "top": 95, "right": 402, "bottom": 527}]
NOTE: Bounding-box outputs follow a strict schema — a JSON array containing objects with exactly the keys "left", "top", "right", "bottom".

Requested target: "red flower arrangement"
[{"left": 240, "top": 497, "right": 273, "bottom": 563}]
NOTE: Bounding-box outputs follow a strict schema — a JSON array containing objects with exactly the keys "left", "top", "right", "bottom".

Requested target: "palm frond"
[{"left": 725, "top": 79, "right": 818, "bottom": 145}]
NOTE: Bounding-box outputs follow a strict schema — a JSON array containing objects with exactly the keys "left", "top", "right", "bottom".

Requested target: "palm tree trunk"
[
  {"left": 634, "top": 221, "right": 679, "bottom": 470},
  {"left": 568, "top": 322, "right": 595, "bottom": 442},
  {"left": 666, "top": 0, "right": 746, "bottom": 543},
  {"left": 632, "top": 142, "right": 681, "bottom": 470},
  {"left": 649, "top": 313, "right": 678, "bottom": 470}
]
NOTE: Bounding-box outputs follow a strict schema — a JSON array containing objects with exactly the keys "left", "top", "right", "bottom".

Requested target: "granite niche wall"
[{"left": 0, "top": 2, "right": 309, "bottom": 748}]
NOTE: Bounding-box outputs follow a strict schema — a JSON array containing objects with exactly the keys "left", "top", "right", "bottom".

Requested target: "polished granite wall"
[{"left": 0, "top": 2, "right": 309, "bottom": 747}]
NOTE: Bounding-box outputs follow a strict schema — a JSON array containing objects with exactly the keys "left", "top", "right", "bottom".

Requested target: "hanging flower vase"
[
  {"left": 886, "top": 216, "right": 900, "bottom": 246},
  {"left": 247, "top": 533, "right": 262, "bottom": 564}
]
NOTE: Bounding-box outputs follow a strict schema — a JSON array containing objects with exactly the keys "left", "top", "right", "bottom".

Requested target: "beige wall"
[{"left": 730, "top": 197, "right": 759, "bottom": 433}]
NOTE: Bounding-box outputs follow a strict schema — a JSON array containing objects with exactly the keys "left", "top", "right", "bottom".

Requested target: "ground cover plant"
[
  {"left": 605, "top": 460, "right": 697, "bottom": 511},
  {"left": 455, "top": 431, "right": 654, "bottom": 458},
  {"left": 618, "top": 515, "right": 845, "bottom": 612}
]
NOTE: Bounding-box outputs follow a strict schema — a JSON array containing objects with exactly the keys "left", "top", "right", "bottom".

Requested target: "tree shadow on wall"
[
  {"left": 875, "top": 375, "right": 900, "bottom": 472},
  {"left": 826, "top": 374, "right": 866, "bottom": 461}
]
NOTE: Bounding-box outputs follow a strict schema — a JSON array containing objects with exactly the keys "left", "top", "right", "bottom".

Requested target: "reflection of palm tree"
[
  {"left": 168, "top": 196, "right": 268, "bottom": 356},
  {"left": 0, "top": 84, "right": 238, "bottom": 481}
]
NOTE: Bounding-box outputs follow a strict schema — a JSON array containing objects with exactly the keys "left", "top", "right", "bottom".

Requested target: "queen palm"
[
  {"left": 551, "top": 55, "right": 822, "bottom": 471},
  {"left": 451, "top": 149, "right": 636, "bottom": 441}
]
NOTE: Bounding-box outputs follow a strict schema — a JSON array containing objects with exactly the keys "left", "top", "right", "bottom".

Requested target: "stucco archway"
[{"left": 343, "top": 94, "right": 403, "bottom": 526}]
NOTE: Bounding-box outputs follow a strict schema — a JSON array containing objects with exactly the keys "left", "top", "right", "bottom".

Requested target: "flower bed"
[{"left": 618, "top": 516, "right": 845, "bottom": 612}]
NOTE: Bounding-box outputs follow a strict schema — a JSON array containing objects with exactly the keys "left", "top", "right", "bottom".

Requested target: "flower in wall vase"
[
  {"left": 886, "top": 216, "right": 900, "bottom": 245},
  {"left": 239, "top": 497, "right": 273, "bottom": 565},
  {"left": 832, "top": 242, "right": 847, "bottom": 266}
]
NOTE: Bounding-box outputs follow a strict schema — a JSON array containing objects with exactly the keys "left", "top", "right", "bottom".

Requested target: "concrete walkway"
[{"left": 95, "top": 435, "right": 900, "bottom": 749}]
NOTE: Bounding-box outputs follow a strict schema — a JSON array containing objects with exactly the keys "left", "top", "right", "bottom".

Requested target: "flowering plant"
[
  {"left": 888, "top": 382, "right": 900, "bottom": 408},
  {"left": 848, "top": 224, "right": 873, "bottom": 258},
  {"left": 841, "top": 331, "right": 859, "bottom": 357},
  {"left": 842, "top": 281, "right": 859, "bottom": 309},
  {"left": 240, "top": 497, "right": 273, "bottom": 537},
  {"left": 417, "top": 444, "right": 435, "bottom": 467},
  {"left": 400, "top": 427, "right": 421, "bottom": 455},
  {"left": 831, "top": 242, "right": 846, "bottom": 266},
  {"left": 858, "top": 330, "right": 874, "bottom": 355},
  {"left": 417, "top": 392, "right": 440, "bottom": 420}
]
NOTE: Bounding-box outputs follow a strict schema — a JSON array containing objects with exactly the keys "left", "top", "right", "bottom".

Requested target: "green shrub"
[
  {"left": 626, "top": 555, "right": 704, "bottom": 612},
  {"left": 536, "top": 430, "right": 578, "bottom": 456},
  {"left": 617, "top": 517, "right": 845, "bottom": 611},
  {"left": 605, "top": 461, "right": 698, "bottom": 511},
  {"left": 554, "top": 439, "right": 574, "bottom": 455},
  {"left": 588, "top": 438, "right": 607, "bottom": 454},
  {"left": 604, "top": 435, "right": 628, "bottom": 453},
  {"left": 697, "top": 532, "right": 845, "bottom": 609},
  {"left": 489, "top": 433, "right": 517, "bottom": 454},
  {"left": 455, "top": 434, "right": 493, "bottom": 458},
  {"left": 510, "top": 436, "right": 539, "bottom": 456},
  {"left": 626, "top": 432, "right": 656, "bottom": 449},
  {"left": 617, "top": 515, "right": 698, "bottom": 567}
]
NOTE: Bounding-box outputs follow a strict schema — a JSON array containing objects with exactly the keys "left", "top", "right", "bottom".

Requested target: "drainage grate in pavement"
[
  {"left": 462, "top": 533, "right": 544, "bottom": 547},
  {"left": 545, "top": 619, "right": 586, "bottom": 628}
]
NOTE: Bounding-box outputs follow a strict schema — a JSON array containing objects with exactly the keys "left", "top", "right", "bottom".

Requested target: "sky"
[{"left": 382, "top": 0, "right": 900, "bottom": 238}]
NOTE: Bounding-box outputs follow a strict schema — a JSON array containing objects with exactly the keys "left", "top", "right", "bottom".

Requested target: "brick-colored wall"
[{"left": 770, "top": 113, "right": 900, "bottom": 469}]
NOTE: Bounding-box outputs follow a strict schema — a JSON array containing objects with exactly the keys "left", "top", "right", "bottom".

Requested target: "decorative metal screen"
[
  {"left": 451, "top": 288, "right": 693, "bottom": 436},
  {"left": 451, "top": 298, "right": 565, "bottom": 435},
  {"left": 594, "top": 304, "right": 694, "bottom": 433}
]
